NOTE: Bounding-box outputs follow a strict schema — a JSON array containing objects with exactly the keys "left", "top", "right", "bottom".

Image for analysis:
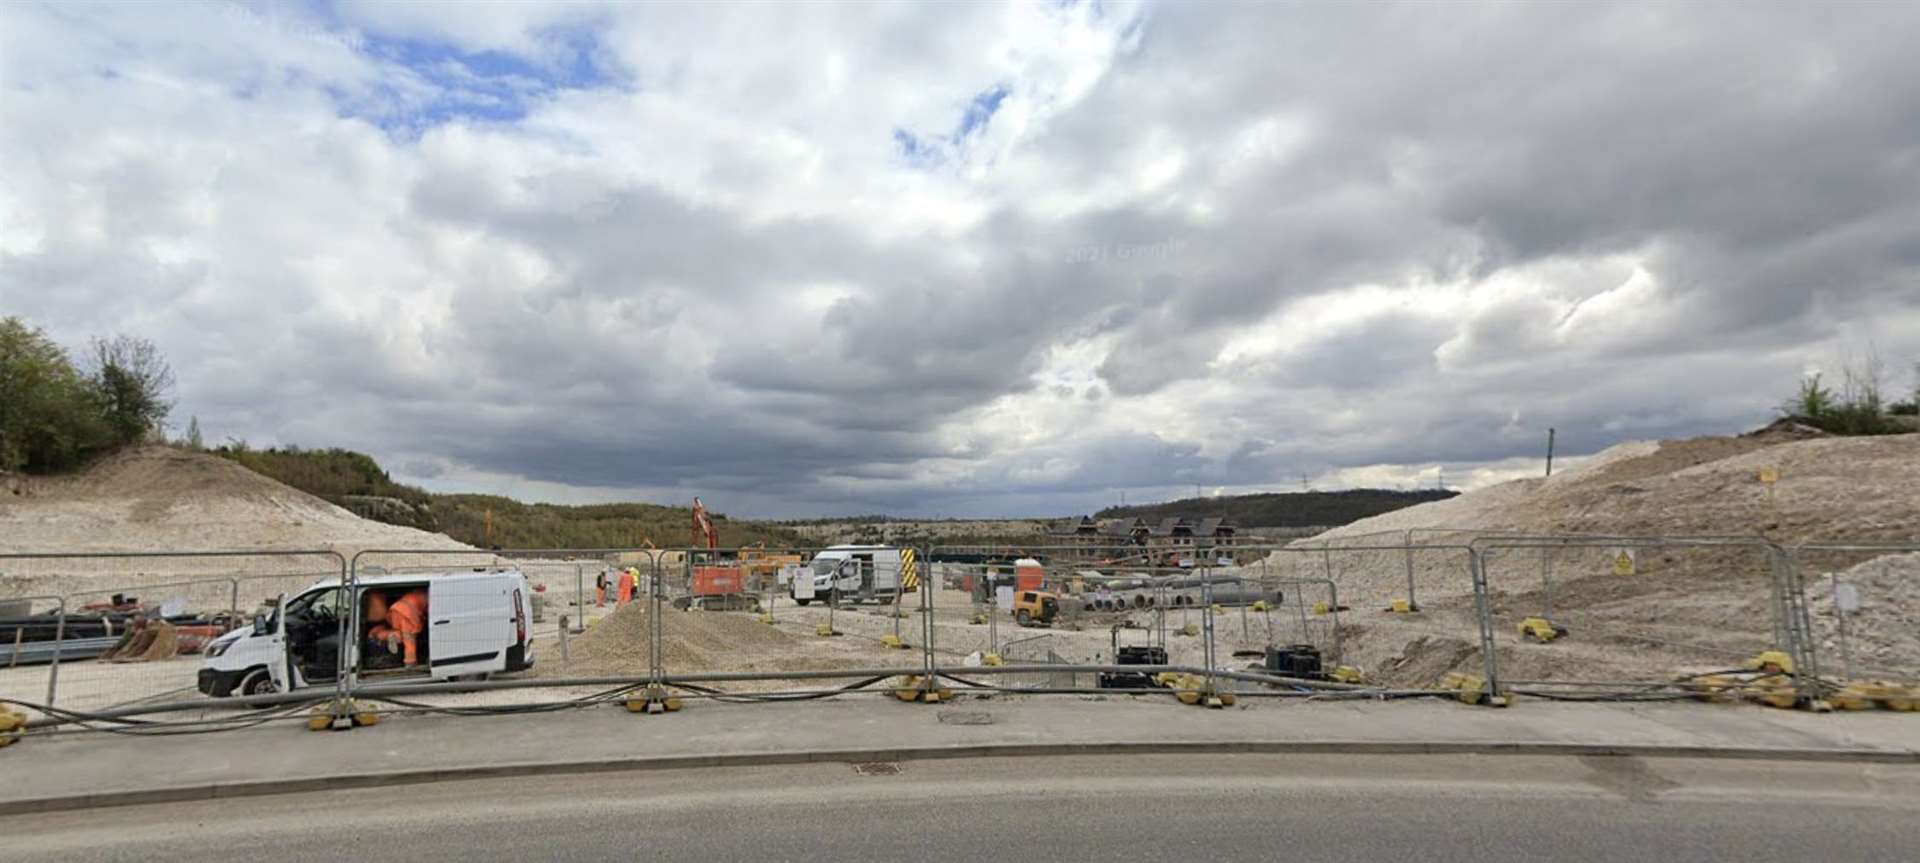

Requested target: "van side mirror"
[{"left": 252, "top": 613, "right": 268, "bottom": 633}]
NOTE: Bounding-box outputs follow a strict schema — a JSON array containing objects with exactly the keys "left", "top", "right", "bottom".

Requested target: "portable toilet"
[{"left": 1014, "top": 557, "right": 1046, "bottom": 592}]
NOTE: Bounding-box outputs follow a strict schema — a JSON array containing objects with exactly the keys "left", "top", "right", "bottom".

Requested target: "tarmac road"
[{"left": 5, "top": 753, "right": 1916, "bottom": 862}]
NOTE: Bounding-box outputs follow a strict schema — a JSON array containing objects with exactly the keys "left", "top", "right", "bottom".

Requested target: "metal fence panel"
[
  {"left": 0, "top": 550, "right": 346, "bottom": 720},
  {"left": 1475, "top": 538, "right": 1787, "bottom": 695},
  {"left": 0, "top": 595, "right": 66, "bottom": 719},
  {"left": 1791, "top": 543, "right": 1920, "bottom": 686}
]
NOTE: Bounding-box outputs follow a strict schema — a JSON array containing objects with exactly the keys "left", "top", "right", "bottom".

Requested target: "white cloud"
[{"left": 3, "top": 1, "right": 1918, "bottom": 518}]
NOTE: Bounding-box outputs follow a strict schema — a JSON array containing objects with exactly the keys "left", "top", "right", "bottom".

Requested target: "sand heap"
[
  {"left": 1270, "top": 432, "right": 1920, "bottom": 604},
  {"left": 1256, "top": 431, "right": 1920, "bottom": 687},
  {"left": 1808, "top": 552, "right": 1920, "bottom": 679},
  {"left": 1306, "top": 432, "right": 1919, "bottom": 545},
  {"left": 0, "top": 446, "right": 474, "bottom": 593},
  {"left": 544, "top": 601, "right": 864, "bottom": 679}
]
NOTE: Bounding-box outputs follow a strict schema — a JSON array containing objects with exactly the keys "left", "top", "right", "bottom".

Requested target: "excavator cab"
[{"left": 1012, "top": 590, "right": 1059, "bottom": 627}]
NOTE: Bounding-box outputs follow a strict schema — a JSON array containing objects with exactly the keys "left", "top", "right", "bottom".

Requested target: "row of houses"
[{"left": 1043, "top": 515, "right": 1238, "bottom": 563}]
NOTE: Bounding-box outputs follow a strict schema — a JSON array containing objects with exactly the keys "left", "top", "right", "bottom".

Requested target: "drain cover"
[
  {"left": 852, "top": 762, "right": 902, "bottom": 775},
  {"left": 937, "top": 710, "right": 995, "bottom": 726}
]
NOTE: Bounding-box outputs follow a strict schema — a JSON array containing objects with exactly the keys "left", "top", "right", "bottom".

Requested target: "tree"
[
  {"left": 184, "top": 415, "right": 204, "bottom": 449},
  {"left": 1785, "top": 373, "right": 1834, "bottom": 420},
  {"left": 0, "top": 317, "right": 111, "bottom": 472},
  {"left": 88, "top": 335, "right": 174, "bottom": 446}
]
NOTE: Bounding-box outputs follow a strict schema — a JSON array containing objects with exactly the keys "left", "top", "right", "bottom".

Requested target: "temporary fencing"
[
  {"left": 1786, "top": 542, "right": 1920, "bottom": 686},
  {"left": 7, "top": 531, "right": 1918, "bottom": 739},
  {"left": 0, "top": 595, "right": 65, "bottom": 715},
  {"left": 0, "top": 550, "right": 347, "bottom": 724}
]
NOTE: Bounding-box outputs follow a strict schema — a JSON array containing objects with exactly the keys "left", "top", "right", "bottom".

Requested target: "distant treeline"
[
  {"left": 216, "top": 445, "right": 434, "bottom": 510},
  {"left": 211, "top": 443, "right": 803, "bottom": 549},
  {"left": 1096, "top": 488, "right": 1458, "bottom": 528},
  {"left": 431, "top": 493, "right": 804, "bottom": 550}
]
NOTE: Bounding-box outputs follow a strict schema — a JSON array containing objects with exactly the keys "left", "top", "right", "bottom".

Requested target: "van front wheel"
[{"left": 236, "top": 667, "right": 277, "bottom": 707}]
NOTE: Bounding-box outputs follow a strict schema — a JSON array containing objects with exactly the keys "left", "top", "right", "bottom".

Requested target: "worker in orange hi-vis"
[
  {"left": 363, "top": 590, "right": 399, "bottom": 659},
  {"left": 616, "top": 568, "right": 635, "bottom": 607},
  {"left": 595, "top": 569, "right": 609, "bottom": 608},
  {"left": 385, "top": 588, "right": 430, "bottom": 666}
]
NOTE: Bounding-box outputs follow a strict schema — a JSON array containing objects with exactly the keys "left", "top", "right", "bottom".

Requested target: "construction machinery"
[
  {"left": 682, "top": 497, "right": 757, "bottom": 610},
  {"left": 1098, "top": 622, "right": 1166, "bottom": 689},
  {"left": 739, "top": 544, "right": 804, "bottom": 594},
  {"left": 1012, "top": 589, "right": 1060, "bottom": 627},
  {"left": 1260, "top": 643, "right": 1325, "bottom": 680}
]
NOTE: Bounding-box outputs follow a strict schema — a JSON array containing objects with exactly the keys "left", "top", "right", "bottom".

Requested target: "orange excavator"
[
  {"left": 692, "top": 497, "right": 718, "bottom": 549},
  {"left": 682, "top": 498, "right": 751, "bottom": 610}
]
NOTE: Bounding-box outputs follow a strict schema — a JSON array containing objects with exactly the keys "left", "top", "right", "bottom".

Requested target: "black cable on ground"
[
  {"left": 361, "top": 682, "right": 647, "bottom": 717},
  {"left": 1507, "top": 690, "right": 1703, "bottom": 703},
  {"left": 671, "top": 675, "right": 892, "bottom": 703},
  {"left": 4, "top": 695, "right": 324, "bottom": 736}
]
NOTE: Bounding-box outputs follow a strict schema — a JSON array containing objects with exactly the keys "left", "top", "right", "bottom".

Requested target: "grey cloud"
[{"left": 5, "top": 2, "right": 1919, "bottom": 517}]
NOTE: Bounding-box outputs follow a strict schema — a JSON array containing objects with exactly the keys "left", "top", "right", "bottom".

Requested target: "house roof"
[
  {"left": 1195, "top": 517, "right": 1235, "bottom": 535},
  {"left": 1150, "top": 517, "right": 1193, "bottom": 537}
]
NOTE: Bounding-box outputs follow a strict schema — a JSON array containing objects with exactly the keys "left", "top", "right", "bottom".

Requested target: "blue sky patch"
[
  {"left": 332, "top": 23, "right": 616, "bottom": 136},
  {"left": 893, "top": 83, "right": 1011, "bottom": 168},
  {"left": 956, "top": 84, "right": 1009, "bottom": 139}
]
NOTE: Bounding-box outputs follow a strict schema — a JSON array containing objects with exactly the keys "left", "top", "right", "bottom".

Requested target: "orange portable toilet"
[{"left": 1014, "top": 558, "right": 1046, "bottom": 592}]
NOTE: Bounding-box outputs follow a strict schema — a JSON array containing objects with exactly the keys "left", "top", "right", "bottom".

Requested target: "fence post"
[
  {"left": 45, "top": 600, "right": 66, "bottom": 707},
  {"left": 988, "top": 563, "right": 999, "bottom": 654},
  {"left": 573, "top": 563, "right": 587, "bottom": 634},
  {"left": 1827, "top": 572, "right": 1854, "bottom": 680},
  {"left": 337, "top": 552, "right": 357, "bottom": 712},
  {"left": 1468, "top": 549, "right": 1502, "bottom": 697},
  {"left": 1325, "top": 579, "right": 1344, "bottom": 664},
  {"left": 1200, "top": 560, "right": 1217, "bottom": 692},
  {"left": 1773, "top": 544, "right": 1822, "bottom": 699},
  {"left": 1539, "top": 545, "right": 1555, "bottom": 624},
  {"left": 921, "top": 545, "right": 937, "bottom": 684},
  {"left": 1404, "top": 528, "right": 1418, "bottom": 610},
  {"left": 656, "top": 551, "right": 675, "bottom": 687}
]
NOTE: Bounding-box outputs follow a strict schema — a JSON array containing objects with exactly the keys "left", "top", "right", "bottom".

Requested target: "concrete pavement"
[
  {"left": 1, "top": 693, "right": 1915, "bottom": 813},
  {"left": 6, "top": 754, "right": 1918, "bottom": 862}
]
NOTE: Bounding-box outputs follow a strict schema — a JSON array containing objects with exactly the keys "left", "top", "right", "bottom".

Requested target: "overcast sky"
[{"left": 3, "top": 2, "right": 1917, "bottom": 517}]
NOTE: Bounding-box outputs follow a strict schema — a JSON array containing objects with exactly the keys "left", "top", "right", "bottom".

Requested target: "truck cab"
[
  {"left": 198, "top": 569, "right": 536, "bottom": 699},
  {"left": 790, "top": 546, "right": 904, "bottom": 606}
]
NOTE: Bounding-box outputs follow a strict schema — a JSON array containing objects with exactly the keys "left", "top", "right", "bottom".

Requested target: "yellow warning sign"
[
  {"left": 1612, "top": 550, "right": 1636, "bottom": 576},
  {"left": 899, "top": 548, "right": 920, "bottom": 591},
  {"left": 1758, "top": 467, "right": 1779, "bottom": 484}
]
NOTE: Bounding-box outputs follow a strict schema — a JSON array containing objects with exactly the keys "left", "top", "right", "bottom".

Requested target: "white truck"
[
  {"left": 197, "top": 569, "right": 536, "bottom": 699},
  {"left": 789, "top": 545, "right": 907, "bottom": 606}
]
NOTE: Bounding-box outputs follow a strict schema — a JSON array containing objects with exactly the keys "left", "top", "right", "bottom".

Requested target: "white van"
[
  {"left": 197, "top": 569, "right": 535, "bottom": 699},
  {"left": 790, "top": 546, "right": 906, "bottom": 605}
]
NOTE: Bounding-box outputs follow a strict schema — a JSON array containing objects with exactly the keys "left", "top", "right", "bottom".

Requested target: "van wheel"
[
  {"left": 794, "top": 596, "right": 811, "bottom": 606},
  {"left": 236, "top": 667, "right": 277, "bottom": 707},
  {"left": 1016, "top": 610, "right": 1032, "bottom": 626}
]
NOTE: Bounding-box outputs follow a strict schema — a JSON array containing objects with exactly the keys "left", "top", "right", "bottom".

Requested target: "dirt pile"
[
  {"left": 544, "top": 602, "right": 869, "bottom": 679},
  {"left": 1254, "top": 431, "right": 1920, "bottom": 686},
  {"left": 1308, "top": 432, "right": 1918, "bottom": 545},
  {"left": 1272, "top": 433, "right": 1920, "bottom": 605},
  {"left": 1808, "top": 552, "right": 1920, "bottom": 679},
  {"left": 0, "top": 446, "right": 474, "bottom": 591}
]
